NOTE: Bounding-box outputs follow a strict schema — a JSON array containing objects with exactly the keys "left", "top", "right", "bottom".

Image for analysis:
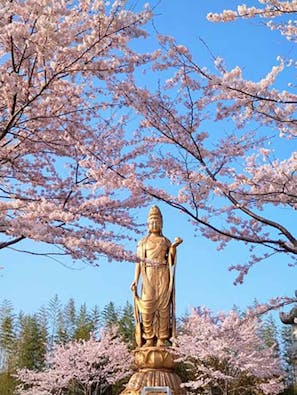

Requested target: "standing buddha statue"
[{"left": 131, "top": 205, "right": 183, "bottom": 348}]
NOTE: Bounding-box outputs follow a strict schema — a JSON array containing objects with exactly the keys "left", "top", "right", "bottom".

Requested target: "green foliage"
[
  {"left": 91, "top": 305, "right": 101, "bottom": 337},
  {"left": 102, "top": 301, "right": 120, "bottom": 327},
  {"left": 0, "top": 297, "right": 135, "bottom": 393},
  {"left": 117, "top": 301, "right": 135, "bottom": 348},
  {"left": 45, "top": 295, "right": 102, "bottom": 344},
  {"left": 281, "top": 324, "right": 296, "bottom": 388},
  {"left": 0, "top": 371, "right": 17, "bottom": 395},
  {"left": 47, "top": 294, "right": 63, "bottom": 346},
  {"left": 0, "top": 300, "right": 16, "bottom": 356},
  {"left": 101, "top": 301, "right": 135, "bottom": 347},
  {"left": 16, "top": 314, "right": 47, "bottom": 370},
  {"left": 64, "top": 298, "right": 76, "bottom": 340},
  {"left": 73, "top": 303, "right": 94, "bottom": 340},
  {"left": 261, "top": 314, "right": 280, "bottom": 355},
  {"left": 281, "top": 384, "right": 297, "bottom": 394}
]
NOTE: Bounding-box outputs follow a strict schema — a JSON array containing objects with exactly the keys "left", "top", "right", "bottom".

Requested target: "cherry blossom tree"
[
  {"left": 15, "top": 327, "right": 132, "bottom": 395},
  {"left": 113, "top": 1, "right": 297, "bottom": 284},
  {"left": 2, "top": 0, "right": 297, "bottom": 288},
  {"left": 176, "top": 307, "right": 285, "bottom": 395},
  {"left": 0, "top": 0, "right": 156, "bottom": 263}
]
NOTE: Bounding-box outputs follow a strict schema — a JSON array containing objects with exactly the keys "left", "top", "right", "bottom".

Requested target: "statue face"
[{"left": 148, "top": 217, "right": 162, "bottom": 233}]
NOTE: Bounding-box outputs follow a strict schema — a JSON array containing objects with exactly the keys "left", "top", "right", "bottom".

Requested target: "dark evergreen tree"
[
  {"left": 261, "top": 314, "right": 280, "bottom": 356},
  {"left": 63, "top": 297, "right": 76, "bottom": 340},
  {"left": 74, "top": 303, "right": 94, "bottom": 340},
  {"left": 281, "top": 324, "right": 296, "bottom": 390},
  {"left": 16, "top": 314, "right": 47, "bottom": 370},
  {"left": 0, "top": 300, "right": 17, "bottom": 395},
  {"left": 102, "top": 301, "right": 120, "bottom": 328},
  {"left": 47, "top": 294, "right": 63, "bottom": 347},
  {"left": 0, "top": 371, "right": 17, "bottom": 395},
  {"left": 0, "top": 300, "right": 16, "bottom": 367},
  {"left": 0, "top": 297, "right": 135, "bottom": 395},
  {"left": 118, "top": 301, "right": 135, "bottom": 348},
  {"left": 36, "top": 305, "right": 49, "bottom": 349},
  {"left": 91, "top": 304, "right": 101, "bottom": 337}
]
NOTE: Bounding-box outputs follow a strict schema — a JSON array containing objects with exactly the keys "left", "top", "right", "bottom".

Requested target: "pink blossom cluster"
[
  {"left": 111, "top": 4, "right": 297, "bottom": 283},
  {"left": 0, "top": 0, "right": 297, "bottom": 291},
  {"left": 207, "top": 2, "right": 297, "bottom": 47},
  {"left": 207, "top": 1, "right": 297, "bottom": 23},
  {"left": 175, "top": 308, "right": 285, "bottom": 394},
  {"left": 16, "top": 328, "right": 133, "bottom": 395},
  {"left": 0, "top": 0, "right": 157, "bottom": 263}
]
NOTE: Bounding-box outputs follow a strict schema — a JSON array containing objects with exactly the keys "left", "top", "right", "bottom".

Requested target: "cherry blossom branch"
[{"left": 0, "top": 236, "right": 25, "bottom": 249}]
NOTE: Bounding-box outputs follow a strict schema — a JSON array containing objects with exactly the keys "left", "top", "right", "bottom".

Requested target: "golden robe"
[{"left": 134, "top": 234, "right": 176, "bottom": 345}]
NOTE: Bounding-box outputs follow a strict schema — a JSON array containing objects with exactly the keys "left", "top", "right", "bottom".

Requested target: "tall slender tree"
[
  {"left": 46, "top": 295, "right": 63, "bottom": 347},
  {"left": 0, "top": 300, "right": 16, "bottom": 368},
  {"left": 118, "top": 301, "right": 135, "bottom": 348},
  {"left": 102, "top": 302, "right": 120, "bottom": 328},
  {"left": 281, "top": 324, "right": 296, "bottom": 391},
  {"left": 261, "top": 314, "right": 280, "bottom": 355},
  {"left": 0, "top": 300, "right": 17, "bottom": 395},
  {"left": 63, "top": 298, "right": 76, "bottom": 341},
  {"left": 16, "top": 315, "right": 47, "bottom": 370},
  {"left": 90, "top": 305, "right": 101, "bottom": 338},
  {"left": 74, "top": 303, "right": 94, "bottom": 341}
]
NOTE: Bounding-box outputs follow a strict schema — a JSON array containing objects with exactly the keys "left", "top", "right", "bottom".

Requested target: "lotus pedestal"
[{"left": 121, "top": 347, "right": 185, "bottom": 395}]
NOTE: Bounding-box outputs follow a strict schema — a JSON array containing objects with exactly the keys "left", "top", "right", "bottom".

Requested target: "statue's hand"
[
  {"left": 171, "top": 237, "right": 183, "bottom": 248},
  {"left": 130, "top": 281, "right": 137, "bottom": 294}
]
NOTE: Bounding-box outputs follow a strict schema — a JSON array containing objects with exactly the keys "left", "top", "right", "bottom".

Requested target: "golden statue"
[
  {"left": 122, "top": 206, "right": 185, "bottom": 395},
  {"left": 131, "top": 205, "right": 183, "bottom": 348}
]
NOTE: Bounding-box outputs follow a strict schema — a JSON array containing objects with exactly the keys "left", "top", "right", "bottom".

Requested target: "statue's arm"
[
  {"left": 131, "top": 241, "right": 143, "bottom": 293},
  {"left": 131, "top": 261, "right": 141, "bottom": 293},
  {"left": 169, "top": 237, "right": 183, "bottom": 264}
]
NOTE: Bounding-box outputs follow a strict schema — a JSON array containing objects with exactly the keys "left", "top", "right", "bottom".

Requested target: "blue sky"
[{"left": 1, "top": 0, "right": 296, "bottom": 318}]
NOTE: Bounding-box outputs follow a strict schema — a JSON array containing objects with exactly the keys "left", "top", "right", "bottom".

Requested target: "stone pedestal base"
[{"left": 121, "top": 347, "right": 185, "bottom": 395}]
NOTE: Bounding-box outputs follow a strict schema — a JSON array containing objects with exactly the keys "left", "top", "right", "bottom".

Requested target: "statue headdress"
[{"left": 147, "top": 205, "right": 163, "bottom": 227}]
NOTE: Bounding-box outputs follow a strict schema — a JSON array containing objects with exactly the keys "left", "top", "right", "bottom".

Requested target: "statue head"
[{"left": 147, "top": 205, "right": 163, "bottom": 234}]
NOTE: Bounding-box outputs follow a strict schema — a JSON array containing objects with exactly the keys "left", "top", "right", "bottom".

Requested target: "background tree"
[
  {"left": 1, "top": 0, "right": 296, "bottom": 310},
  {"left": 176, "top": 307, "right": 285, "bottom": 395},
  {"left": 16, "top": 314, "right": 47, "bottom": 371},
  {"left": 101, "top": 301, "right": 135, "bottom": 348},
  {"left": 73, "top": 303, "right": 95, "bottom": 341},
  {"left": 63, "top": 298, "right": 76, "bottom": 341},
  {"left": 281, "top": 324, "right": 297, "bottom": 394},
  {"left": 15, "top": 328, "right": 133, "bottom": 395},
  {"left": 0, "top": 0, "right": 154, "bottom": 263},
  {"left": 90, "top": 305, "right": 101, "bottom": 338},
  {"left": 0, "top": 297, "right": 135, "bottom": 393},
  {"left": 0, "top": 300, "right": 17, "bottom": 395},
  {"left": 261, "top": 314, "right": 280, "bottom": 354},
  {"left": 46, "top": 294, "right": 63, "bottom": 347},
  {"left": 113, "top": 0, "right": 297, "bottom": 285},
  {"left": 0, "top": 300, "right": 16, "bottom": 368},
  {"left": 117, "top": 301, "right": 135, "bottom": 348},
  {"left": 102, "top": 302, "right": 120, "bottom": 329},
  {"left": 46, "top": 296, "right": 102, "bottom": 345}
]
